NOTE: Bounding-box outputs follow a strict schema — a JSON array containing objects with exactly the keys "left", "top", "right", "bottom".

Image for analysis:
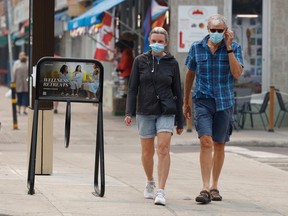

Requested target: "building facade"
[
  {"left": 0, "top": 0, "right": 287, "bottom": 126},
  {"left": 170, "top": 0, "right": 288, "bottom": 95},
  {"left": 169, "top": 0, "right": 288, "bottom": 127}
]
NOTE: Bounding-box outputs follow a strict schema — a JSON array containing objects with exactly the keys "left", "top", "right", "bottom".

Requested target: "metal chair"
[
  {"left": 275, "top": 89, "right": 288, "bottom": 128},
  {"left": 239, "top": 92, "right": 270, "bottom": 130},
  {"left": 233, "top": 88, "right": 253, "bottom": 130}
]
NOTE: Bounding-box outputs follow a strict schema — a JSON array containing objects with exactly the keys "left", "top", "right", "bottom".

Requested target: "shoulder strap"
[{"left": 149, "top": 56, "right": 159, "bottom": 100}]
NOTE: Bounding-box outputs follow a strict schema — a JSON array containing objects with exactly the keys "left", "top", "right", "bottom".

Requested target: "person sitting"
[
  {"left": 71, "top": 65, "right": 83, "bottom": 96},
  {"left": 59, "top": 64, "right": 71, "bottom": 96},
  {"left": 86, "top": 64, "right": 100, "bottom": 99}
]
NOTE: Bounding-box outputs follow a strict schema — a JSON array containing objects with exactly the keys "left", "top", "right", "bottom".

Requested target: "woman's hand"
[
  {"left": 176, "top": 128, "right": 183, "bottom": 135},
  {"left": 124, "top": 115, "right": 132, "bottom": 126}
]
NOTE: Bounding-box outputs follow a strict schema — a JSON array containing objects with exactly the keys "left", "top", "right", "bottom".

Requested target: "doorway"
[{"left": 232, "top": 0, "right": 263, "bottom": 93}]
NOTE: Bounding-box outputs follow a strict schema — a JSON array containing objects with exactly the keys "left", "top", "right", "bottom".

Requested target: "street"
[
  {"left": 171, "top": 145, "right": 288, "bottom": 172},
  {"left": 1, "top": 86, "right": 288, "bottom": 215}
]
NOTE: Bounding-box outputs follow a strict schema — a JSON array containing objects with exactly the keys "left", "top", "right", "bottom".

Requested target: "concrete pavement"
[{"left": 1, "top": 85, "right": 288, "bottom": 216}]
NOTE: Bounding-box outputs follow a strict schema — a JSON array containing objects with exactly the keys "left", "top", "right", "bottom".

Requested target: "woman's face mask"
[{"left": 149, "top": 43, "right": 165, "bottom": 53}]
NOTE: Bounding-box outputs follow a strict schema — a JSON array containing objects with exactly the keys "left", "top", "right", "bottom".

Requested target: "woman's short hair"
[
  {"left": 207, "top": 14, "right": 228, "bottom": 29},
  {"left": 149, "top": 27, "right": 169, "bottom": 42}
]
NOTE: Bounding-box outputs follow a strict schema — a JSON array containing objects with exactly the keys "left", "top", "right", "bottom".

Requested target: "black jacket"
[{"left": 125, "top": 51, "right": 183, "bottom": 129}]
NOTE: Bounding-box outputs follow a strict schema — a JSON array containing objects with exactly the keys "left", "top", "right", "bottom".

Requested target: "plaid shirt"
[{"left": 185, "top": 35, "right": 243, "bottom": 111}]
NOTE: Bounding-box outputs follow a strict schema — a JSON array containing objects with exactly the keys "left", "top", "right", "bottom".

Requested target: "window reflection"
[{"left": 232, "top": 0, "right": 262, "bottom": 93}]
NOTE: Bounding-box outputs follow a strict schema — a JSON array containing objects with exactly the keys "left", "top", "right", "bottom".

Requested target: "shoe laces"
[
  {"left": 146, "top": 181, "right": 155, "bottom": 193},
  {"left": 155, "top": 189, "right": 165, "bottom": 198}
]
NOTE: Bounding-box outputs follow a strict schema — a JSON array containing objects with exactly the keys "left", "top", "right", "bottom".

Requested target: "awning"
[
  {"left": 55, "top": 10, "right": 71, "bottom": 36},
  {"left": 55, "top": 10, "right": 71, "bottom": 22},
  {"left": 68, "top": 0, "right": 124, "bottom": 30}
]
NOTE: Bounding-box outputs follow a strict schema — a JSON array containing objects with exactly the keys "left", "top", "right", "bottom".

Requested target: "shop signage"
[
  {"left": 178, "top": 5, "right": 217, "bottom": 52},
  {"left": 13, "top": 0, "right": 29, "bottom": 25}
]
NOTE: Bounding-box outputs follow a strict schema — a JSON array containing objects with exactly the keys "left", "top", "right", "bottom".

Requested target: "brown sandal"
[
  {"left": 210, "top": 189, "right": 222, "bottom": 201},
  {"left": 195, "top": 190, "right": 211, "bottom": 204}
]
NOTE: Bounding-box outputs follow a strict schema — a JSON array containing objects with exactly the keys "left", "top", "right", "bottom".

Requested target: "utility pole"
[
  {"left": 5, "top": 0, "right": 13, "bottom": 80},
  {"left": 27, "top": 0, "right": 54, "bottom": 175},
  {"left": 5, "top": 0, "right": 18, "bottom": 129}
]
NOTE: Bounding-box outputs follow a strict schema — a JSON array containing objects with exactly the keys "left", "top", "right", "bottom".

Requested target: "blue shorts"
[
  {"left": 136, "top": 114, "right": 175, "bottom": 139},
  {"left": 193, "top": 98, "right": 233, "bottom": 143}
]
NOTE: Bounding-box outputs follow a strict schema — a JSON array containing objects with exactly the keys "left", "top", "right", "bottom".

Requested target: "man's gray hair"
[
  {"left": 149, "top": 27, "right": 169, "bottom": 42},
  {"left": 207, "top": 14, "right": 228, "bottom": 29}
]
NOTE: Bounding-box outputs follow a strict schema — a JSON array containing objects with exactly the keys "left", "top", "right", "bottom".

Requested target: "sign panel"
[
  {"left": 35, "top": 57, "right": 103, "bottom": 103},
  {"left": 13, "top": 0, "right": 29, "bottom": 25},
  {"left": 178, "top": 5, "right": 217, "bottom": 52}
]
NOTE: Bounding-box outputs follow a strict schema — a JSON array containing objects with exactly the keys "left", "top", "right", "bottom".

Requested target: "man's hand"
[
  {"left": 183, "top": 104, "right": 191, "bottom": 120},
  {"left": 124, "top": 115, "right": 132, "bottom": 126},
  {"left": 224, "top": 28, "right": 234, "bottom": 49}
]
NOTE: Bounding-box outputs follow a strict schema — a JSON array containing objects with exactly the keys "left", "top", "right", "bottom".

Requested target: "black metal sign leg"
[
  {"left": 27, "top": 100, "right": 39, "bottom": 195},
  {"left": 65, "top": 101, "right": 71, "bottom": 148},
  {"left": 93, "top": 103, "right": 105, "bottom": 197}
]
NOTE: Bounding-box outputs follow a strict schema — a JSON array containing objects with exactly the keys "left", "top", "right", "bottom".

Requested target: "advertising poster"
[
  {"left": 178, "top": 5, "right": 217, "bottom": 52},
  {"left": 36, "top": 58, "right": 102, "bottom": 102}
]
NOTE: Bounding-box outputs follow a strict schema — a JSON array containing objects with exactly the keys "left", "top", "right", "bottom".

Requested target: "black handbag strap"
[{"left": 150, "top": 56, "right": 160, "bottom": 100}]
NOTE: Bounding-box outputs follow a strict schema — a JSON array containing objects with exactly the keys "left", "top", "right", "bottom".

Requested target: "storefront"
[
  {"left": 171, "top": 0, "right": 288, "bottom": 94},
  {"left": 171, "top": 0, "right": 288, "bottom": 126}
]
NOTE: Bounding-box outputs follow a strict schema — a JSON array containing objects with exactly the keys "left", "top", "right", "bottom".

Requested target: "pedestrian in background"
[
  {"left": 13, "top": 52, "right": 29, "bottom": 115},
  {"left": 85, "top": 63, "right": 100, "bottom": 99},
  {"left": 183, "top": 14, "right": 244, "bottom": 204},
  {"left": 115, "top": 39, "right": 134, "bottom": 96},
  {"left": 124, "top": 27, "right": 183, "bottom": 206}
]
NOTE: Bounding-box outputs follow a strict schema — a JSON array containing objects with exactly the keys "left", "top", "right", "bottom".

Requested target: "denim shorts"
[
  {"left": 193, "top": 98, "right": 233, "bottom": 143},
  {"left": 136, "top": 114, "right": 175, "bottom": 139}
]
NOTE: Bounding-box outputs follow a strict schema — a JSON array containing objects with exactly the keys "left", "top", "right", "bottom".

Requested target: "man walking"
[{"left": 183, "top": 14, "right": 243, "bottom": 204}]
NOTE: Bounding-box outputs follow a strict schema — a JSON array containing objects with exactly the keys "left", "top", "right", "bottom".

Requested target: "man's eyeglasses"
[{"left": 210, "top": 29, "right": 224, "bottom": 33}]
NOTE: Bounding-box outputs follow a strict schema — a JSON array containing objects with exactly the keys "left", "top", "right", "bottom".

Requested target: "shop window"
[{"left": 232, "top": 0, "right": 262, "bottom": 93}]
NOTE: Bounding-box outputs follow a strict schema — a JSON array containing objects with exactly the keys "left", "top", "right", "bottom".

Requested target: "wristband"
[{"left": 227, "top": 49, "right": 233, "bottom": 53}]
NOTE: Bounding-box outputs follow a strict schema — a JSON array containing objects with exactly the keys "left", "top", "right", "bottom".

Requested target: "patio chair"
[
  {"left": 275, "top": 89, "right": 288, "bottom": 128},
  {"left": 239, "top": 92, "right": 269, "bottom": 130},
  {"left": 233, "top": 88, "right": 253, "bottom": 130}
]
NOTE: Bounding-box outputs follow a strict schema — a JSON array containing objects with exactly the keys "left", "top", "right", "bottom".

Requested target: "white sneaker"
[
  {"left": 144, "top": 180, "right": 155, "bottom": 199},
  {"left": 154, "top": 189, "right": 166, "bottom": 206}
]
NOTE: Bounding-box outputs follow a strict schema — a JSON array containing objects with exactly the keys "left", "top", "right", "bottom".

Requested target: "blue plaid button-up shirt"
[{"left": 185, "top": 35, "right": 244, "bottom": 111}]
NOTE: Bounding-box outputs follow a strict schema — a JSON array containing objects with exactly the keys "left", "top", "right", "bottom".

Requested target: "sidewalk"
[{"left": 1, "top": 86, "right": 288, "bottom": 216}]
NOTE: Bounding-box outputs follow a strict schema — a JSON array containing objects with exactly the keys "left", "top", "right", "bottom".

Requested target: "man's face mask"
[
  {"left": 209, "top": 29, "right": 224, "bottom": 44},
  {"left": 149, "top": 43, "right": 165, "bottom": 53}
]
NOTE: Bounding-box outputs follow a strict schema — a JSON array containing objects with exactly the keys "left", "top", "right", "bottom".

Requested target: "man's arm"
[
  {"left": 227, "top": 50, "right": 243, "bottom": 79},
  {"left": 183, "top": 69, "right": 196, "bottom": 119},
  {"left": 225, "top": 29, "right": 243, "bottom": 79}
]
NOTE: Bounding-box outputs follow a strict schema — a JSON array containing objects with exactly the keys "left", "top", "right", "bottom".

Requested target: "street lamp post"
[
  {"left": 5, "top": 0, "right": 13, "bottom": 80},
  {"left": 5, "top": 0, "right": 18, "bottom": 130}
]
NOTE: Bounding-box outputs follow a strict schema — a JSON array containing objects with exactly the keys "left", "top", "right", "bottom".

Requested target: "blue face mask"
[
  {"left": 149, "top": 43, "right": 165, "bottom": 53},
  {"left": 209, "top": 32, "right": 224, "bottom": 44}
]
